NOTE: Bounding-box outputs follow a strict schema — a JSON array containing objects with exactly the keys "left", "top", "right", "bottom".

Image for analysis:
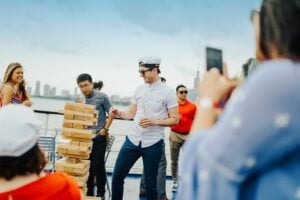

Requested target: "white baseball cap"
[
  {"left": 138, "top": 56, "right": 161, "bottom": 67},
  {"left": 0, "top": 104, "right": 42, "bottom": 157}
]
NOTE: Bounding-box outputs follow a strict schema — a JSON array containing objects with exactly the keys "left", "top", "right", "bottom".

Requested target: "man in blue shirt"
[{"left": 77, "top": 73, "right": 114, "bottom": 199}]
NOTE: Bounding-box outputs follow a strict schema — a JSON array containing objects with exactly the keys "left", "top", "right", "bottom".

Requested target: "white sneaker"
[{"left": 172, "top": 181, "right": 179, "bottom": 192}]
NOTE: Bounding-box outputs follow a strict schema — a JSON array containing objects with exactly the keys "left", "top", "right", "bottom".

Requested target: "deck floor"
[{"left": 88, "top": 175, "right": 177, "bottom": 200}]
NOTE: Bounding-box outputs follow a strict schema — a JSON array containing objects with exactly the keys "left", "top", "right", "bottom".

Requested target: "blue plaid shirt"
[{"left": 177, "top": 60, "right": 300, "bottom": 200}]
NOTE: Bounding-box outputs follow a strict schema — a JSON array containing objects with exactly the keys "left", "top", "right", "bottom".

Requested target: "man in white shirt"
[{"left": 109, "top": 56, "right": 179, "bottom": 200}]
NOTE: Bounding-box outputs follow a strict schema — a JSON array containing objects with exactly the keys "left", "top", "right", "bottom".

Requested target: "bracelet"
[{"left": 198, "top": 98, "right": 219, "bottom": 109}]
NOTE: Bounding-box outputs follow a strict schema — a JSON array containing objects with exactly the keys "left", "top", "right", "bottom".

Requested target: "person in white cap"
[
  {"left": 110, "top": 56, "right": 179, "bottom": 200},
  {"left": 0, "top": 104, "right": 81, "bottom": 200}
]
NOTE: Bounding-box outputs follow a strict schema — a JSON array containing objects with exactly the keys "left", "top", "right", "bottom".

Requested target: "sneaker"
[{"left": 172, "top": 181, "right": 179, "bottom": 192}]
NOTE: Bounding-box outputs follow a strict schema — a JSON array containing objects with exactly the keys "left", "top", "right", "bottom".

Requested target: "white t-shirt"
[{"left": 129, "top": 80, "right": 177, "bottom": 148}]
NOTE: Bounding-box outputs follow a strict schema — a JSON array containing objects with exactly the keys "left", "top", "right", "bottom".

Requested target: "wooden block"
[
  {"left": 55, "top": 158, "right": 90, "bottom": 176},
  {"left": 70, "top": 141, "right": 80, "bottom": 146},
  {"left": 59, "top": 153, "right": 90, "bottom": 160},
  {"left": 64, "top": 119, "right": 94, "bottom": 126},
  {"left": 63, "top": 122, "right": 73, "bottom": 128},
  {"left": 64, "top": 114, "right": 74, "bottom": 120},
  {"left": 74, "top": 115, "right": 85, "bottom": 121},
  {"left": 64, "top": 104, "right": 73, "bottom": 111},
  {"left": 62, "top": 136, "right": 92, "bottom": 143},
  {"left": 84, "top": 107, "right": 95, "bottom": 114},
  {"left": 66, "top": 157, "right": 81, "bottom": 164},
  {"left": 73, "top": 124, "right": 85, "bottom": 129},
  {"left": 62, "top": 128, "right": 95, "bottom": 135},
  {"left": 80, "top": 142, "right": 92, "bottom": 148},
  {"left": 65, "top": 102, "right": 96, "bottom": 110},
  {"left": 59, "top": 109, "right": 94, "bottom": 118}
]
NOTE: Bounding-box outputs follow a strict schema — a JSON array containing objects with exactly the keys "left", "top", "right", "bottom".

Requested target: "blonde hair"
[{"left": 1, "top": 63, "right": 28, "bottom": 100}]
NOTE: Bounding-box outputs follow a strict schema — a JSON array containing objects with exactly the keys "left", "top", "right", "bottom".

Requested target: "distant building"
[
  {"left": 188, "top": 70, "right": 200, "bottom": 102},
  {"left": 61, "top": 90, "right": 71, "bottom": 98},
  {"left": 33, "top": 81, "right": 41, "bottom": 96},
  {"left": 50, "top": 87, "right": 56, "bottom": 97},
  {"left": 43, "top": 84, "right": 51, "bottom": 97},
  {"left": 26, "top": 87, "right": 32, "bottom": 96}
]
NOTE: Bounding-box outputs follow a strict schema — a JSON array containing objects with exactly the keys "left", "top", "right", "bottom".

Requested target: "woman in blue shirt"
[{"left": 178, "top": 0, "right": 300, "bottom": 199}]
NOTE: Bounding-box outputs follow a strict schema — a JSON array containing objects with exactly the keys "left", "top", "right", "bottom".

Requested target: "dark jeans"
[
  {"left": 87, "top": 134, "right": 107, "bottom": 196},
  {"left": 140, "top": 142, "right": 167, "bottom": 198},
  {"left": 112, "top": 137, "right": 163, "bottom": 200}
]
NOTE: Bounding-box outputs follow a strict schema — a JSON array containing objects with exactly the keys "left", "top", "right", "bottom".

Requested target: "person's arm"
[
  {"left": 100, "top": 94, "right": 115, "bottom": 135},
  {"left": 109, "top": 102, "right": 137, "bottom": 120},
  {"left": 139, "top": 106, "right": 179, "bottom": 128},
  {"left": 22, "top": 91, "right": 33, "bottom": 107},
  {"left": 1, "top": 85, "right": 14, "bottom": 106}
]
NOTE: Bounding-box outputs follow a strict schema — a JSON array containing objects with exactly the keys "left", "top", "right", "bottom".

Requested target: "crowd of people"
[{"left": 1, "top": 0, "right": 300, "bottom": 199}]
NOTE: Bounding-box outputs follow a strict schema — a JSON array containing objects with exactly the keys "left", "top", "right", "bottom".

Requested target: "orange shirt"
[
  {"left": 0, "top": 172, "right": 81, "bottom": 200},
  {"left": 171, "top": 100, "right": 197, "bottom": 134}
]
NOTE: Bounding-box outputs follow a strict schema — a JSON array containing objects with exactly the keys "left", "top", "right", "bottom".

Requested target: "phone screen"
[{"left": 206, "top": 47, "right": 223, "bottom": 74}]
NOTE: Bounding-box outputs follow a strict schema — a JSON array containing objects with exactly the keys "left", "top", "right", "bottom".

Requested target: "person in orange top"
[
  {"left": 169, "top": 84, "right": 196, "bottom": 192},
  {"left": 0, "top": 105, "right": 81, "bottom": 200}
]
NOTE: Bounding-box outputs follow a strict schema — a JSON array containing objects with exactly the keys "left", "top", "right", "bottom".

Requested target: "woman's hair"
[
  {"left": 259, "top": 0, "right": 300, "bottom": 59},
  {"left": 93, "top": 80, "right": 103, "bottom": 91},
  {"left": 0, "top": 144, "right": 46, "bottom": 180},
  {"left": 2, "top": 63, "right": 28, "bottom": 100}
]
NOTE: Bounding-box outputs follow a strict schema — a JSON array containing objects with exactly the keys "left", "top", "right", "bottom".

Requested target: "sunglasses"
[
  {"left": 179, "top": 90, "right": 188, "bottom": 94},
  {"left": 139, "top": 68, "right": 152, "bottom": 75}
]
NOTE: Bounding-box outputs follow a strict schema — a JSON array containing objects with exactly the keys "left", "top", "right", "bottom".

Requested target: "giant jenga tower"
[{"left": 55, "top": 102, "right": 98, "bottom": 194}]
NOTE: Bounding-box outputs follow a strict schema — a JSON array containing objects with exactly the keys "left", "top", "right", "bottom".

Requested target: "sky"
[{"left": 0, "top": 0, "right": 261, "bottom": 97}]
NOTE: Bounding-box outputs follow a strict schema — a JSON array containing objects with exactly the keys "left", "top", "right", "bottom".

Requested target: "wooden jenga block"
[
  {"left": 64, "top": 119, "right": 95, "bottom": 126},
  {"left": 70, "top": 141, "right": 80, "bottom": 146},
  {"left": 84, "top": 107, "right": 95, "bottom": 114},
  {"left": 73, "top": 124, "right": 86, "bottom": 129},
  {"left": 79, "top": 141, "right": 92, "bottom": 148},
  {"left": 63, "top": 122, "right": 73, "bottom": 128},
  {"left": 59, "top": 109, "right": 95, "bottom": 118},
  {"left": 55, "top": 158, "right": 90, "bottom": 176},
  {"left": 66, "top": 157, "right": 81, "bottom": 164},
  {"left": 64, "top": 114, "right": 74, "bottom": 120},
  {"left": 74, "top": 115, "right": 85, "bottom": 121}
]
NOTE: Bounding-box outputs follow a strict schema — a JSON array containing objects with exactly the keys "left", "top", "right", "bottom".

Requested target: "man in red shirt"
[{"left": 169, "top": 84, "right": 196, "bottom": 192}]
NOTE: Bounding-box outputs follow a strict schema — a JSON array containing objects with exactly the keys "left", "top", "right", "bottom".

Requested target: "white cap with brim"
[
  {"left": 0, "top": 104, "right": 42, "bottom": 157},
  {"left": 138, "top": 56, "right": 161, "bottom": 67}
]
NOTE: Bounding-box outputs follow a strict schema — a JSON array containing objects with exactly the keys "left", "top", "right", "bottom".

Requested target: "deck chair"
[
  {"left": 38, "top": 136, "right": 56, "bottom": 172},
  {"left": 105, "top": 135, "right": 115, "bottom": 199}
]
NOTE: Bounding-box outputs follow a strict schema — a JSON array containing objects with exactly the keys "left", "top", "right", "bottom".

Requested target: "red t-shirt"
[
  {"left": 0, "top": 172, "right": 81, "bottom": 200},
  {"left": 171, "top": 100, "right": 197, "bottom": 134}
]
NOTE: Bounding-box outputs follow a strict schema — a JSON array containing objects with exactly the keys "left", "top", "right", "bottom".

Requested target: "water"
[{"left": 31, "top": 97, "right": 172, "bottom": 175}]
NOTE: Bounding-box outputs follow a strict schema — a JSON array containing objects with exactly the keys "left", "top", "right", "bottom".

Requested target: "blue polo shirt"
[{"left": 85, "top": 89, "right": 112, "bottom": 132}]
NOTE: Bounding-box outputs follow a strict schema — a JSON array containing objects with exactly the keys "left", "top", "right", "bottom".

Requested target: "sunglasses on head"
[{"left": 179, "top": 90, "right": 188, "bottom": 94}]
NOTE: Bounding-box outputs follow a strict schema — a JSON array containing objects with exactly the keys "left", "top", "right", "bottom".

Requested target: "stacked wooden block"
[{"left": 55, "top": 102, "right": 98, "bottom": 191}]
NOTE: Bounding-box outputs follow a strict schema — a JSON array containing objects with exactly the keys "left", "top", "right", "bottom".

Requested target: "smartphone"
[{"left": 206, "top": 47, "right": 223, "bottom": 74}]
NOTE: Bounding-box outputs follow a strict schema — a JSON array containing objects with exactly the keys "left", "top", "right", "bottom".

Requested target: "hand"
[
  {"left": 22, "top": 100, "right": 32, "bottom": 107},
  {"left": 139, "top": 118, "right": 155, "bottom": 128},
  {"left": 100, "top": 128, "right": 108, "bottom": 136},
  {"left": 198, "top": 68, "right": 237, "bottom": 102},
  {"left": 109, "top": 107, "right": 120, "bottom": 118}
]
